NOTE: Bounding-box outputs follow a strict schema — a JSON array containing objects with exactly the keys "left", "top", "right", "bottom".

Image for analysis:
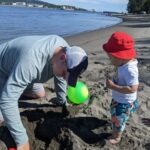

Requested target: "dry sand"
[{"left": 0, "top": 14, "right": 150, "bottom": 150}]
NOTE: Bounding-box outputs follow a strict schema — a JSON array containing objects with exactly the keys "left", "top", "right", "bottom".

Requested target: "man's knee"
[
  {"left": 23, "top": 90, "right": 45, "bottom": 99},
  {"left": 35, "top": 90, "right": 46, "bottom": 98},
  {"left": 23, "top": 83, "right": 45, "bottom": 99}
]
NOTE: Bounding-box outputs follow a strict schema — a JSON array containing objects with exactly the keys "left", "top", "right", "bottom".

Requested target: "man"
[{"left": 0, "top": 35, "right": 88, "bottom": 149}]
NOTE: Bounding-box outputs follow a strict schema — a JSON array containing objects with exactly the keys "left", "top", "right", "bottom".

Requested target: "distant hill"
[
  {"left": 0, "top": 0, "right": 58, "bottom": 8},
  {"left": 0, "top": 0, "right": 87, "bottom": 11}
]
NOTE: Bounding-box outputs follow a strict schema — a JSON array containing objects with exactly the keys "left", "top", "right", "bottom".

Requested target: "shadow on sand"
[{"left": 0, "top": 101, "right": 110, "bottom": 149}]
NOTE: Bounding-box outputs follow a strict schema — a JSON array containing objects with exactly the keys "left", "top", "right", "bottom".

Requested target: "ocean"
[{"left": 0, "top": 5, "right": 122, "bottom": 43}]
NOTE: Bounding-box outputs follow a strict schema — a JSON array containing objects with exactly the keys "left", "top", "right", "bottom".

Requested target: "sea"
[{"left": 0, "top": 5, "right": 122, "bottom": 43}]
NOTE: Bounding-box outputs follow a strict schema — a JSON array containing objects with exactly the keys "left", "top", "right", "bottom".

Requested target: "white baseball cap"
[{"left": 63, "top": 46, "right": 88, "bottom": 87}]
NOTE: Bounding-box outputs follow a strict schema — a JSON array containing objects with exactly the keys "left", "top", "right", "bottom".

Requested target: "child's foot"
[
  {"left": 108, "top": 131, "right": 122, "bottom": 144},
  {"left": 109, "top": 137, "right": 121, "bottom": 144}
]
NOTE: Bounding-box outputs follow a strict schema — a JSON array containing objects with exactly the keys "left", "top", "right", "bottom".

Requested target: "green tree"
[
  {"left": 128, "top": 0, "right": 137, "bottom": 13},
  {"left": 144, "top": 0, "right": 150, "bottom": 13},
  {"left": 127, "top": 0, "right": 147, "bottom": 13}
]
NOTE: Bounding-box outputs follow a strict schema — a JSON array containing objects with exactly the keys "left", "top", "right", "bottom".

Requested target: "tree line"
[
  {"left": 128, "top": 0, "right": 150, "bottom": 13},
  {"left": 0, "top": 0, "right": 61, "bottom": 8},
  {"left": 0, "top": 0, "right": 86, "bottom": 11}
]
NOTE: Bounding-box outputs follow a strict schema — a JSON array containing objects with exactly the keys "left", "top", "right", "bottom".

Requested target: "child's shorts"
[{"left": 110, "top": 99, "right": 139, "bottom": 132}]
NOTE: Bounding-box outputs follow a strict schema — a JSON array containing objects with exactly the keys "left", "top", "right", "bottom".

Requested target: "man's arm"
[
  {"left": 54, "top": 76, "right": 67, "bottom": 105},
  {"left": 0, "top": 61, "right": 37, "bottom": 148}
]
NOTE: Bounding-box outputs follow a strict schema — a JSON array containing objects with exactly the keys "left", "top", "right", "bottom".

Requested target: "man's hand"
[
  {"left": 17, "top": 143, "right": 30, "bottom": 150},
  {"left": 106, "top": 79, "right": 115, "bottom": 89},
  {"left": 142, "top": 118, "right": 150, "bottom": 127}
]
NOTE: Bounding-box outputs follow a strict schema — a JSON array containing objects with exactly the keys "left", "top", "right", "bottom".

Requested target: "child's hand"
[{"left": 106, "top": 79, "right": 115, "bottom": 89}]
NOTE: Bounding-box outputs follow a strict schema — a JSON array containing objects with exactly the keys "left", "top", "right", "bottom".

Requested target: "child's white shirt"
[{"left": 112, "top": 59, "right": 139, "bottom": 104}]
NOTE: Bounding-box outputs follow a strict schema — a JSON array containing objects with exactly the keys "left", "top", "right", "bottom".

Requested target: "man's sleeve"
[
  {"left": 0, "top": 61, "right": 37, "bottom": 146},
  {"left": 54, "top": 76, "right": 67, "bottom": 105}
]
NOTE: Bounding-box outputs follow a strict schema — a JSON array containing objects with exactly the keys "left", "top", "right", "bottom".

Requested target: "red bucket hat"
[{"left": 103, "top": 32, "right": 136, "bottom": 59}]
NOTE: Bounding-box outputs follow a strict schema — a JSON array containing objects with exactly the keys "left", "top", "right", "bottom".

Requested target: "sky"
[{"left": 43, "top": 0, "right": 128, "bottom": 12}]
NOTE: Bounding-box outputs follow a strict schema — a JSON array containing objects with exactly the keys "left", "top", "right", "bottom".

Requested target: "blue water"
[{"left": 0, "top": 6, "right": 122, "bottom": 43}]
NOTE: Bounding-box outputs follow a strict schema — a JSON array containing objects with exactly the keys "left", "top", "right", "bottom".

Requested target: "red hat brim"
[{"left": 103, "top": 43, "right": 136, "bottom": 60}]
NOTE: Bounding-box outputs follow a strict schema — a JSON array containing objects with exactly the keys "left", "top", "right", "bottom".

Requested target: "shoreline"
[
  {"left": 65, "top": 14, "right": 150, "bottom": 55},
  {"left": 63, "top": 18, "right": 123, "bottom": 38},
  {"left": 64, "top": 18, "right": 125, "bottom": 54}
]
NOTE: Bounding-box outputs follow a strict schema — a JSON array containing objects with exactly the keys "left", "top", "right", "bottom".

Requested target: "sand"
[{"left": 0, "top": 14, "right": 150, "bottom": 150}]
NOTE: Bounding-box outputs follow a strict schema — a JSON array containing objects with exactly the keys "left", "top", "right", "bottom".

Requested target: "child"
[{"left": 103, "top": 32, "right": 139, "bottom": 144}]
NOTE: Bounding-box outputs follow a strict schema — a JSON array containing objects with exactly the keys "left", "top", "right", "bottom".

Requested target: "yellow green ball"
[{"left": 67, "top": 81, "right": 89, "bottom": 104}]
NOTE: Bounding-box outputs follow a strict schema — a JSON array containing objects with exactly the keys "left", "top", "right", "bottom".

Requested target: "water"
[{"left": 0, "top": 6, "right": 122, "bottom": 43}]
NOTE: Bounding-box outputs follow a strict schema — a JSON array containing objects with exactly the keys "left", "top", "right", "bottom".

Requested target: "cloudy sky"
[{"left": 43, "top": 0, "right": 128, "bottom": 12}]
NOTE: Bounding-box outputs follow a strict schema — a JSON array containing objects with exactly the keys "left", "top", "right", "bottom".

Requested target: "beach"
[{"left": 0, "top": 15, "right": 150, "bottom": 150}]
